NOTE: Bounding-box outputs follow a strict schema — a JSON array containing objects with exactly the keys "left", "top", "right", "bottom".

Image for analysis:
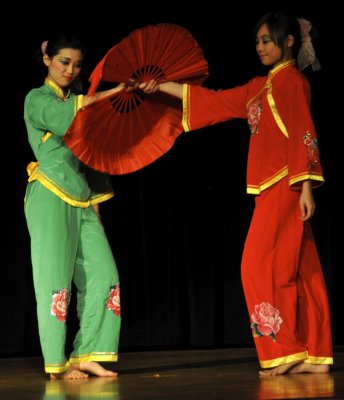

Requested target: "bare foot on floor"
[
  {"left": 50, "top": 366, "right": 89, "bottom": 380},
  {"left": 289, "top": 362, "right": 330, "bottom": 374},
  {"left": 259, "top": 361, "right": 302, "bottom": 377},
  {"left": 78, "top": 362, "right": 118, "bottom": 377}
]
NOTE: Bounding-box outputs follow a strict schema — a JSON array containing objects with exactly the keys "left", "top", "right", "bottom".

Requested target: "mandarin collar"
[
  {"left": 268, "top": 60, "right": 295, "bottom": 79},
  {"left": 44, "top": 78, "right": 70, "bottom": 99}
]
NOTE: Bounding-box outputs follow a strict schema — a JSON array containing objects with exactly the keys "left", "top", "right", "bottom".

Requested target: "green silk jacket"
[{"left": 24, "top": 79, "right": 114, "bottom": 207}]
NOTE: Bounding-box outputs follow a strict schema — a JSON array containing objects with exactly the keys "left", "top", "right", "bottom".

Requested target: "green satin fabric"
[{"left": 25, "top": 181, "right": 120, "bottom": 373}]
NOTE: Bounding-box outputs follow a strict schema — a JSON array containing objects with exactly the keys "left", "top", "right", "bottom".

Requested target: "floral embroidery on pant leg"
[
  {"left": 107, "top": 283, "right": 121, "bottom": 317},
  {"left": 51, "top": 288, "right": 70, "bottom": 322},
  {"left": 251, "top": 302, "right": 283, "bottom": 342}
]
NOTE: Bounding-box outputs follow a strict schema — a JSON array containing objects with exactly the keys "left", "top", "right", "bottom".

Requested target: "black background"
[{"left": 1, "top": 6, "right": 341, "bottom": 356}]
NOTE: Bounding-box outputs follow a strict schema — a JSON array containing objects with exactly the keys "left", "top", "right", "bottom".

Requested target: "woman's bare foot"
[
  {"left": 259, "top": 360, "right": 302, "bottom": 377},
  {"left": 78, "top": 362, "right": 118, "bottom": 377},
  {"left": 289, "top": 362, "right": 330, "bottom": 374},
  {"left": 50, "top": 366, "right": 89, "bottom": 380}
]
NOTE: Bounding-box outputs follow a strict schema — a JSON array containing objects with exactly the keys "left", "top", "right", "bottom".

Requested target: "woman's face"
[
  {"left": 43, "top": 48, "right": 83, "bottom": 88},
  {"left": 256, "top": 23, "right": 283, "bottom": 68}
]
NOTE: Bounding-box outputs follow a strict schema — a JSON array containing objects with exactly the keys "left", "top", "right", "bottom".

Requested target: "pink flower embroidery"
[
  {"left": 247, "top": 98, "right": 262, "bottom": 136},
  {"left": 303, "top": 131, "right": 319, "bottom": 169},
  {"left": 107, "top": 283, "right": 121, "bottom": 317},
  {"left": 51, "top": 288, "right": 70, "bottom": 322},
  {"left": 251, "top": 302, "right": 283, "bottom": 342}
]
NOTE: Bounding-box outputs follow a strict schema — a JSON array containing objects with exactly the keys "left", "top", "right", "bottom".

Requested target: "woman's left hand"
[{"left": 300, "top": 180, "right": 315, "bottom": 221}]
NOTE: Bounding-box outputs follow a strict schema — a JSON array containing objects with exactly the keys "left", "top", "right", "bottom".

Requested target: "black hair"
[
  {"left": 253, "top": 12, "right": 301, "bottom": 60},
  {"left": 43, "top": 34, "right": 87, "bottom": 58}
]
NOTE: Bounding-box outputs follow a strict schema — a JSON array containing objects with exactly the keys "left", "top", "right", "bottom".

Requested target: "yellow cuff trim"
[
  {"left": 69, "top": 352, "right": 118, "bottom": 364},
  {"left": 45, "top": 361, "right": 70, "bottom": 374},
  {"left": 182, "top": 83, "right": 191, "bottom": 132},
  {"left": 304, "top": 356, "right": 333, "bottom": 365},
  {"left": 76, "top": 95, "right": 83, "bottom": 113},
  {"left": 260, "top": 351, "right": 308, "bottom": 369},
  {"left": 289, "top": 173, "right": 324, "bottom": 187}
]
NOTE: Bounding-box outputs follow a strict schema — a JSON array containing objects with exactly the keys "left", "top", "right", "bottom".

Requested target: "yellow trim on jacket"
[
  {"left": 27, "top": 163, "right": 114, "bottom": 208},
  {"left": 266, "top": 81, "right": 289, "bottom": 138},
  {"left": 247, "top": 166, "right": 288, "bottom": 194}
]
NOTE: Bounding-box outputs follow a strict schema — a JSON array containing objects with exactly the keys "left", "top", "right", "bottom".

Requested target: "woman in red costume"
[{"left": 139, "top": 12, "right": 333, "bottom": 375}]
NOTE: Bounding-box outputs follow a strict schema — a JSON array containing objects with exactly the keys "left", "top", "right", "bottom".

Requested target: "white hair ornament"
[{"left": 297, "top": 18, "right": 321, "bottom": 71}]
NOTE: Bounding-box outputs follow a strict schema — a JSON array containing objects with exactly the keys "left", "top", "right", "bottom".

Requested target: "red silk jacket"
[{"left": 182, "top": 60, "right": 324, "bottom": 194}]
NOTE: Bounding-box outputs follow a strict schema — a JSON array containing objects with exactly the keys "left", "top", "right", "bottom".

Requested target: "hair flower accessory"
[{"left": 41, "top": 40, "right": 48, "bottom": 55}]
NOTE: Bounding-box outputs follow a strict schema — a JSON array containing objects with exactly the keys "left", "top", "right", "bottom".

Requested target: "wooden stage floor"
[{"left": 0, "top": 346, "right": 343, "bottom": 399}]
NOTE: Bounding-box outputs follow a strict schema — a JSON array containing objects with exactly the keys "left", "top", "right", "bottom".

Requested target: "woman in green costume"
[{"left": 24, "top": 35, "right": 123, "bottom": 379}]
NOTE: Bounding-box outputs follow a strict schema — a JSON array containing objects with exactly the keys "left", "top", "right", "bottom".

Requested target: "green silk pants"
[{"left": 25, "top": 181, "right": 121, "bottom": 373}]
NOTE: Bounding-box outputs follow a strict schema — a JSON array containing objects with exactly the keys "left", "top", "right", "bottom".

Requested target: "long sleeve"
[
  {"left": 182, "top": 83, "right": 250, "bottom": 132},
  {"left": 282, "top": 76, "right": 324, "bottom": 188}
]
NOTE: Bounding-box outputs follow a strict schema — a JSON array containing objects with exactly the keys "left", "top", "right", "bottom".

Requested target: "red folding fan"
[{"left": 64, "top": 23, "right": 208, "bottom": 174}]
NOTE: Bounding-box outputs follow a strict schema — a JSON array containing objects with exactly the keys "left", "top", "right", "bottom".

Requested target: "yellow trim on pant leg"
[
  {"left": 260, "top": 351, "right": 308, "bottom": 368},
  {"left": 69, "top": 352, "right": 118, "bottom": 364},
  {"left": 304, "top": 356, "right": 333, "bottom": 365},
  {"left": 45, "top": 361, "right": 70, "bottom": 374}
]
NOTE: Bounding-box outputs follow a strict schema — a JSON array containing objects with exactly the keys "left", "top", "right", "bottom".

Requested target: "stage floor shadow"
[{"left": 0, "top": 346, "right": 343, "bottom": 399}]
